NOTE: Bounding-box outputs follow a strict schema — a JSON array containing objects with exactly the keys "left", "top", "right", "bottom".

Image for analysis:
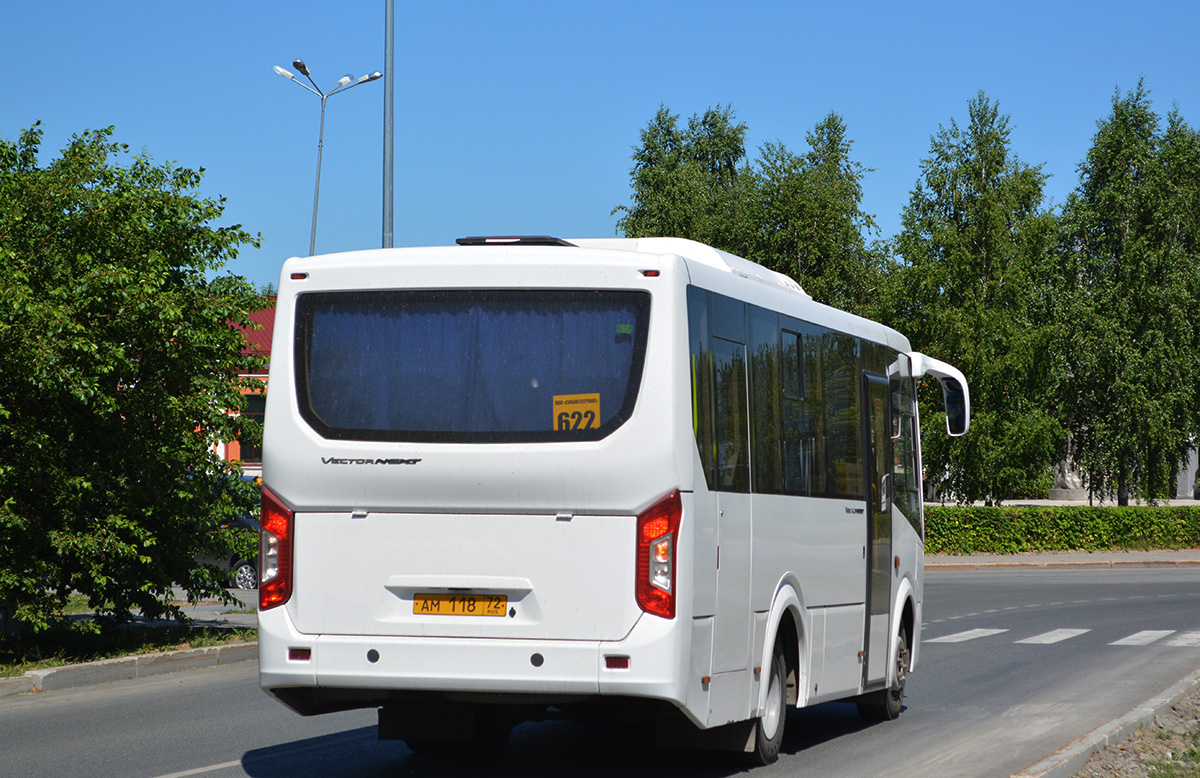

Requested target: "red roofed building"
[
  {"left": 223, "top": 302, "right": 275, "bottom": 475},
  {"left": 239, "top": 304, "right": 276, "bottom": 359}
]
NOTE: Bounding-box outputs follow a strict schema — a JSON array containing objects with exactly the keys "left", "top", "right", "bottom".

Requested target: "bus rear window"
[{"left": 295, "top": 290, "right": 651, "bottom": 442}]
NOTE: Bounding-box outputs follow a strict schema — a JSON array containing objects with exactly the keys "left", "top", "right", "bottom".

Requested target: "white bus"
[{"left": 257, "top": 236, "right": 969, "bottom": 764}]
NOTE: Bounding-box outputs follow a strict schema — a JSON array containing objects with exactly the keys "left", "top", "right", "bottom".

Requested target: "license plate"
[{"left": 413, "top": 593, "right": 507, "bottom": 617}]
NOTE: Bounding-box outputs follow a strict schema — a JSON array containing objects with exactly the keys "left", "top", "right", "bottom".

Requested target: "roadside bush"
[{"left": 924, "top": 506, "right": 1200, "bottom": 555}]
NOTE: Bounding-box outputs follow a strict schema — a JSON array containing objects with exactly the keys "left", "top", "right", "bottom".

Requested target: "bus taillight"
[
  {"left": 636, "top": 490, "right": 682, "bottom": 619},
  {"left": 259, "top": 486, "right": 294, "bottom": 611}
]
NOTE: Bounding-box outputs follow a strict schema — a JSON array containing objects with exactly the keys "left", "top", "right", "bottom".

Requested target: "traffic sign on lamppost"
[{"left": 273, "top": 59, "right": 382, "bottom": 256}]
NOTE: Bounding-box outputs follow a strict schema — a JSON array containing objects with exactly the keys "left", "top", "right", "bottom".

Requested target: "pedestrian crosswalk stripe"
[
  {"left": 1015, "top": 629, "right": 1091, "bottom": 644},
  {"left": 1110, "top": 630, "right": 1176, "bottom": 646},
  {"left": 925, "top": 628, "right": 1010, "bottom": 643},
  {"left": 923, "top": 627, "right": 1200, "bottom": 646}
]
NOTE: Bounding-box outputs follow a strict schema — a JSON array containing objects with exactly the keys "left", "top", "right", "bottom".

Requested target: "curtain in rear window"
[{"left": 295, "top": 290, "right": 650, "bottom": 442}]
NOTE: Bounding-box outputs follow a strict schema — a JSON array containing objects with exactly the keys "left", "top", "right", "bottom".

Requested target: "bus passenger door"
[
  {"left": 861, "top": 372, "right": 892, "bottom": 689},
  {"left": 711, "top": 337, "right": 752, "bottom": 674}
]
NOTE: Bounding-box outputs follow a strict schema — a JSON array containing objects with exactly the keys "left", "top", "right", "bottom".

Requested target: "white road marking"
[
  {"left": 1110, "top": 630, "right": 1175, "bottom": 646},
  {"left": 925, "top": 628, "right": 1010, "bottom": 643},
  {"left": 1015, "top": 629, "right": 1091, "bottom": 644},
  {"left": 1165, "top": 632, "right": 1200, "bottom": 647},
  {"left": 925, "top": 626, "right": 1200, "bottom": 647},
  {"left": 153, "top": 760, "right": 242, "bottom": 778}
]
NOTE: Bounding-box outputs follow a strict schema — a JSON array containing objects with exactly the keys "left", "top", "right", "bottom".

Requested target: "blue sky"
[{"left": 4, "top": 1, "right": 1198, "bottom": 290}]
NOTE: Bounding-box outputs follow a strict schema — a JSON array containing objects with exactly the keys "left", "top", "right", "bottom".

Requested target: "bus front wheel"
[{"left": 857, "top": 630, "right": 909, "bottom": 722}]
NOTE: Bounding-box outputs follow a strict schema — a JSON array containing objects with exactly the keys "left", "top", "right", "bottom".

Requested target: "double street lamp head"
[
  {"left": 271, "top": 57, "right": 383, "bottom": 256},
  {"left": 273, "top": 58, "right": 382, "bottom": 100}
]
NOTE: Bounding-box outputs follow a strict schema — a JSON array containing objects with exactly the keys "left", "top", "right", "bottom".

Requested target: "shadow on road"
[{"left": 240, "top": 702, "right": 876, "bottom": 777}]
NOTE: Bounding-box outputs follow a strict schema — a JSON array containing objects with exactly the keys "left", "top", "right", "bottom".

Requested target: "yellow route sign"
[{"left": 553, "top": 393, "right": 601, "bottom": 431}]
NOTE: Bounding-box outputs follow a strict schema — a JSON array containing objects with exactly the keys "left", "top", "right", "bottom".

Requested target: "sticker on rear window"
[{"left": 553, "top": 393, "right": 601, "bottom": 431}]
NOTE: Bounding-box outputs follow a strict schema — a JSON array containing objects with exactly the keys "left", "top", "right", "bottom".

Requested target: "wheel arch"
[
  {"left": 890, "top": 575, "right": 916, "bottom": 686},
  {"left": 759, "top": 580, "right": 807, "bottom": 711}
]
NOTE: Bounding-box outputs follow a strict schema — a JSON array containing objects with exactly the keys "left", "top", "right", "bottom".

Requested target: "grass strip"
[{"left": 0, "top": 623, "right": 256, "bottom": 679}]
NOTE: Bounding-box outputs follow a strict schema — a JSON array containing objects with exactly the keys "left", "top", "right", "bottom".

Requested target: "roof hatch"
[{"left": 456, "top": 236, "right": 576, "bottom": 247}]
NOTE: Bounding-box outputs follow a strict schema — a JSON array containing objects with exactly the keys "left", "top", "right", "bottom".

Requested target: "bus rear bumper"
[{"left": 258, "top": 604, "right": 694, "bottom": 718}]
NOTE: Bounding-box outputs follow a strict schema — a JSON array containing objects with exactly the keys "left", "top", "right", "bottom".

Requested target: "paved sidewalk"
[{"left": 157, "top": 587, "right": 258, "bottom": 630}]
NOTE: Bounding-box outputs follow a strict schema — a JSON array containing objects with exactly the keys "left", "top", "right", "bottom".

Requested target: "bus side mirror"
[
  {"left": 908, "top": 352, "right": 971, "bottom": 437},
  {"left": 939, "top": 377, "right": 969, "bottom": 436}
]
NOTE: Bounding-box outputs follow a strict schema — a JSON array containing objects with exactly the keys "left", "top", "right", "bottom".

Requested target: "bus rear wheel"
[{"left": 749, "top": 643, "right": 787, "bottom": 765}]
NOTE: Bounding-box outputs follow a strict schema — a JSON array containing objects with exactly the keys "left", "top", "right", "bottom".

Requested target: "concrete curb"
[
  {"left": 0, "top": 675, "right": 35, "bottom": 698},
  {"left": 0, "top": 641, "right": 257, "bottom": 698},
  {"left": 928, "top": 559, "right": 1200, "bottom": 571},
  {"left": 1011, "top": 669, "right": 1200, "bottom": 778}
]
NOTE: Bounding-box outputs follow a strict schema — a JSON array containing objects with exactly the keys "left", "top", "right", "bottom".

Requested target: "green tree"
[
  {"left": 755, "top": 114, "right": 887, "bottom": 316},
  {"left": 0, "top": 124, "right": 266, "bottom": 632},
  {"left": 1058, "top": 82, "right": 1200, "bottom": 505},
  {"left": 613, "top": 104, "right": 757, "bottom": 253},
  {"left": 893, "top": 93, "right": 1063, "bottom": 504},
  {"left": 614, "top": 106, "right": 886, "bottom": 318}
]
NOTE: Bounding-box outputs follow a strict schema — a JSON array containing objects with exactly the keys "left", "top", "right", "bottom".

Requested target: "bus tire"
[
  {"left": 749, "top": 643, "right": 787, "bottom": 765},
  {"left": 857, "top": 630, "right": 908, "bottom": 722}
]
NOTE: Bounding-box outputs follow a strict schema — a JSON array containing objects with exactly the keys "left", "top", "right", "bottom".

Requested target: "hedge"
[{"left": 924, "top": 506, "right": 1200, "bottom": 555}]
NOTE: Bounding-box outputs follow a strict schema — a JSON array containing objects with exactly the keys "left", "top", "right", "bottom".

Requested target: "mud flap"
[{"left": 655, "top": 708, "right": 756, "bottom": 752}]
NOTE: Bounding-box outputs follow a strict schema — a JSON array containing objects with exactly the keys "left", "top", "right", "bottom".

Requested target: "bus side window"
[
  {"left": 822, "top": 332, "right": 862, "bottom": 499},
  {"left": 687, "top": 286, "right": 716, "bottom": 490},
  {"left": 750, "top": 308, "right": 782, "bottom": 494},
  {"left": 780, "top": 330, "right": 810, "bottom": 495},
  {"left": 891, "top": 377, "right": 921, "bottom": 534},
  {"left": 713, "top": 338, "right": 750, "bottom": 493},
  {"left": 801, "top": 327, "right": 828, "bottom": 496}
]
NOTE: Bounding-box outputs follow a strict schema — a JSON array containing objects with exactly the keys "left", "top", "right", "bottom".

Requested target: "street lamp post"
[{"left": 273, "top": 59, "right": 383, "bottom": 256}]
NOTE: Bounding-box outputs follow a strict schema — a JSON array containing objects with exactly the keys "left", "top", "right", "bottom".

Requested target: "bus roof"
[{"left": 569, "top": 237, "right": 810, "bottom": 299}]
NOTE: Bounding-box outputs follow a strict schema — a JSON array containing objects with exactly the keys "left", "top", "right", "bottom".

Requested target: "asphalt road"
[{"left": 3, "top": 566, "right": 1199, "bottom": 778}]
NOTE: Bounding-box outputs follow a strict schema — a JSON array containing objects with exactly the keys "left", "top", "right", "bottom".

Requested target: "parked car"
[
  {"left": 196, "top": 474, "right": 261, "bottom": 590},
  {"left": 222, "top": 511, "right": 260, "bottom": 591}
]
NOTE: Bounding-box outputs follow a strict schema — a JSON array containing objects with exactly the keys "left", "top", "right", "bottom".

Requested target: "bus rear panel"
[{"left": 259, "top": 243, "right": 702, "bottom": 727}]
